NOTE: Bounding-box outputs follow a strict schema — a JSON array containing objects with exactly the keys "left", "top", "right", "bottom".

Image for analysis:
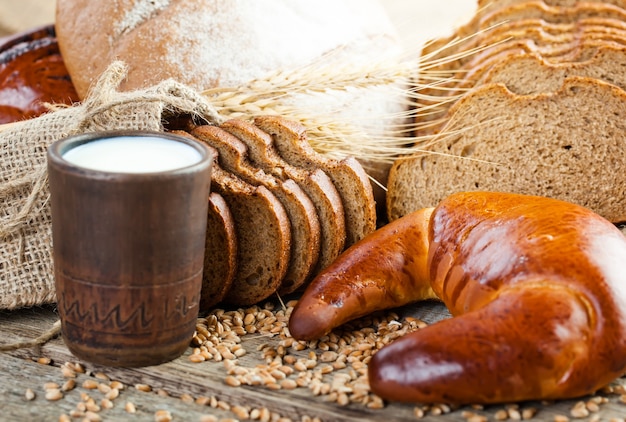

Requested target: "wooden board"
[{"left": 2, "top": 302, "right": 625, "bottom": 422}]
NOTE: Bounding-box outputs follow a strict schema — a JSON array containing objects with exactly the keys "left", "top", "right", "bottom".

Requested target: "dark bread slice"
[
  {"left": 253, "top": 115, "right": 376, "bottom": 247},
  {"left": 200, "top": 192, "right": 237, "bottom": 310},
  {"left": 210, "top": 154, "right": 291, "bottom": 306},
  {"left": 219, "top": 119, "right": 346, "bottom": 276},
  {"left": 388, "top": 77, "right": 626, "bottom": 223},
  {"left": 171, "top": 131, "right": 238, "bottom": 310},
  {"left": 191, "top": 125, "right": 321, "bottom": 295}
]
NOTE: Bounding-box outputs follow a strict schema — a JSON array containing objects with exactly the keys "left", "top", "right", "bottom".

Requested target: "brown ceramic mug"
[{"left": 47, "top": 130, "right": 213, "bottom": 367}]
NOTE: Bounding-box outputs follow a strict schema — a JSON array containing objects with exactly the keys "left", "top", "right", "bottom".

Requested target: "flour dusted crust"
[{"left": 55, "top": 0, "right": 400, "bottom": 99}]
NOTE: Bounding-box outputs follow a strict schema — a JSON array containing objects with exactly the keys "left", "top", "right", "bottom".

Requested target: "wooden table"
[{"left": 2, "top": 300, "right": 625, "bottom": 422}]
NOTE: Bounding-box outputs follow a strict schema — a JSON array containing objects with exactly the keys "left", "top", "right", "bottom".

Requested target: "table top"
[{"left": 2, "top": 300, "right": 625, "bottom": 422}]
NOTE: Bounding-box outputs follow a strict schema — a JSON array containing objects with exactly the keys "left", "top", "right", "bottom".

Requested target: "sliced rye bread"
[
  {"left": 478, "top": 0, "right": 626, "bottom": 14},
  {"left": 476, "top": 44, "right": 626, "bottom": 93},
  {"left": 388, "top": 76, "right": 626, "bottom": 223},
  {"left": 172, "top": 131, "right": 291, "bottom": 306},
  {"left": 417, "top": 35, "right": 626, "bottom": 136},
  {"left": 253, "top": 115, "right": 377, "bottom": 247},
  {"left": 422, "top": 1, "right": 626, "bottom": 66},
  {"left": 424, "top": 35, "right": 626, "bottom": 130},
  {"left": 171, "top": 130, "right": 238, "bottom": 310},
  {"left": 201, "top": 192, "right": 237, "bottom": 310},
  {"left": 219, "top": 119, "right": 346, "bottom": 277},
  {"left": 191, "top": 125, "right": 321, "bottom": 295}
]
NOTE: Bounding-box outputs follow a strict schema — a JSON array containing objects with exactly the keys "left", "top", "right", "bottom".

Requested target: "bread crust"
[{"left": 55, "top": 0, "right": 399, "bottom": 99}]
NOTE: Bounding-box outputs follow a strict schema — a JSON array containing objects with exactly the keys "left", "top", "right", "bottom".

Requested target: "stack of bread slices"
[
  {"left": 175, "top": 115, "right": 376, "bottom": 309},
  {"left": 387, "top": 0, "right": 626, "bottom": 223}
]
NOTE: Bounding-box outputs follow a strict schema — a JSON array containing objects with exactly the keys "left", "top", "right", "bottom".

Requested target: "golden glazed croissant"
[{"left": 288, "top": 191, "right": 626, "bottom": 404}]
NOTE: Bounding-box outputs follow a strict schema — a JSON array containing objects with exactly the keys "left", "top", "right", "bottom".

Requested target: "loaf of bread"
[
  {"left": 254, "top": 116, "right": 377, "bottom": 247},
  {"left": 289, "top": 191, "right": 626, "bottom": 404},
  {"left": 191, "top": 125, "right": 321, "bottom": 295},
  {"left": 218, "top": 119, "right": 346, "bottom": 275},
  {"left": 389, "top": 76, "right": 626, "bottom": 222},
  {"left": 175, "top": 117, "right": 375, "bottom": 307},
  {"left": 399, "top": 0, "right": 626, "bottom": 221}
]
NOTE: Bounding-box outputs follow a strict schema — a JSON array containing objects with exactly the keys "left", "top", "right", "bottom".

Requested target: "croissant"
[{"left": 288, "top": 191, "right": 626, "bottom": 404}]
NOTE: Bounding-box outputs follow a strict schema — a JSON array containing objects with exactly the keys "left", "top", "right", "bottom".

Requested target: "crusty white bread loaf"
[
  {"left": 191, "top": 125, "right": 321, "bottom": 295},
  {"left": 478, "top": 0, "right": 626, "bottom": 13},
  {"left": 219, "top": 119, "right": 346, "bottom": 276},
  {"left": 254, "top": 115, "right": 377, "bottom": 247},
  {"left": 388, "top": 76, "right": 626, "bottom": 223}
]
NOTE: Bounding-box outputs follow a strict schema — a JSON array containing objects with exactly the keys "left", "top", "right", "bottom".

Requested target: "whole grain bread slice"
[
  {"left": 219, "top": 119, "right": 346, "bottom": 277},
  {"left": 423, "top": 0, "right": 626, "bottom": 61},
  {"left": 191, "top": 125, "right": 321, "bottom": 295},
  {"left": 477, "top": 44, "right": 626, "bottom": 93},
  {"left": 388, "top": 76, "right": 626, "bottom": 223},
  {"left": 418, "top": 35, "right": 626, "bottom": 136},
  {"left": 478, "top": 0, "right": 626, "bottom": 14},
  {"left": 253, "top": 115, "right": 377, "bottom": 247}
]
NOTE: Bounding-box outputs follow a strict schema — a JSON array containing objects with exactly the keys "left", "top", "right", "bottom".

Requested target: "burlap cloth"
[{"left": 0, "top": 61, "right": 224, "bottom": 310}]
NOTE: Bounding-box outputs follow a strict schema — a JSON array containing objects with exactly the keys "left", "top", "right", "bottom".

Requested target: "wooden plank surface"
[{"left": 2, "top": 302, "right": 626, "bottom": 422}]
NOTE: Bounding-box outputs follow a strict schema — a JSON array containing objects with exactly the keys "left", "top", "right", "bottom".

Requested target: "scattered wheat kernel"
[
  {"left": 413, "top": 407, "right": 425, "bottom": 418},
  {"left": 232, "top": 405, "right": 250, "bottom": 419},
  {"left": 69, "top": 409, "right": 85, "bottom": 419},
  {"left": 224, "top": 375, "right": 241, "bottom": 387},
  {"left": 82, "top": 380, "right": 99, "bottom": 390},
  {"left": 24, "top": 389, "right": 35, "bottom": 401},
  {"left": 110, "top": 381, "right": 125, "bottom": 390},
  {"left": 61, "top": 379, "right": 76, "bottom": 392},
  {"left": 508, "top": 408, "right": 522, "bottom": 420},
  {"left": 44, "top": 382, "right": 60, "bottom": 390},
  {"left": 585, "top": 400, "right": 600, "bottom": 413},
  {"left": 61, "top": 365, "right": 76, "bottom": 378},
  {"left": 45, "top": 389, "right": 63, "bottom": 401},
  {"left": 522, "top": 408, "right": 538, "bottom": 420},
  {"left": 84, "top": 411, "right": 102, "bottom": 422},
  {"left": 189, "top": 354, "right": 206, "bottom": 363},
  {"left": 620, "top": 394, "right": 626, "bottom": 404},
  {"left": 100, "top": 398, "right": 114, "bottom": 409},
  {"left": 105, "top": 388, "right": 120, "bottom": 401},
  {"left": 199, "top": 416, "right": 218, "bottom": 422},
  {"left": 94, "top": 372, "right": 109, "bottom": 381},
  {"left": 76, "top": 402, "right": 87, "bottom": 412},
  {"left": 570, "top": 402, "right": 589, "bottom": 418},
  {"left": 97, "top": 383, "right": 111, "bottom": 394},
  {"left": 86, "top": 401, "right": 101, "bottom": 412},
  {"left": 494, "top": 409, "right": 508, "bottom": 420},
  {"left": 154, "top": 409, "right": 173, "bottom": 422},
  {"left": 59, "top": 414, "right": 71, "bottom": 422},
  {"left": 217, "top": 400, "right": 231, "bottom": 411},
  {"left": 180, "top": 393, "right": 194, "bottom": 404},
  {"left": 554, "top": 415, "right": 570, "bottom": 422},
  {"left": 588, "top": 416, "right": 600, "bottom": 422},
  {"left": 135, "top": 383, "right": 152, "bottom": 392},
  {"left": 37, "top": 357, "right": 52, "bottom": 365},
  {"left": 125, "top": 402, "right": 137, "bottom": 413},
  {"left": 468, "top": 416, "right": 488, "bottom": 422},
  {"left": 156, "top": 389, "right": 170, "bottom": 397},
  {"left": 280, "top": 379, "right": 298, "bottom": 390}
]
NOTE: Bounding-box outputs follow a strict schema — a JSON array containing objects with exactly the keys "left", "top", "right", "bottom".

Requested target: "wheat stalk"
[{"left": 199, "top": 27, "right": 494, "bottom": 165}]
